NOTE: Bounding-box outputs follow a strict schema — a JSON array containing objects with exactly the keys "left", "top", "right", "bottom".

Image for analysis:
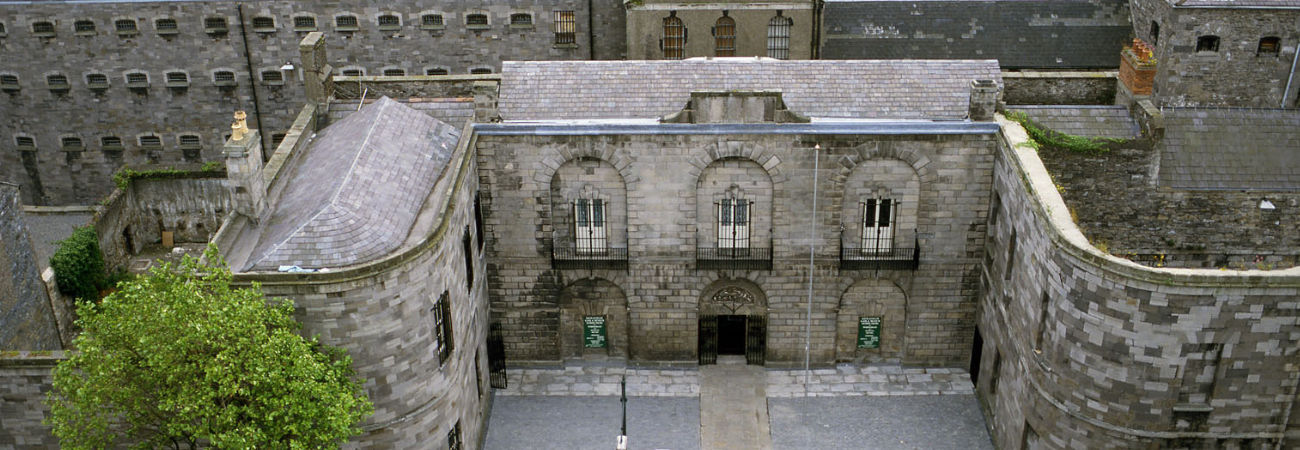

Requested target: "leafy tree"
[{"left": 46, "top": 246, "right": 372, "bottom": 449}]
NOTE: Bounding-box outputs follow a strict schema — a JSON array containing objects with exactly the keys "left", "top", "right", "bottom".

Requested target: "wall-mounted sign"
[
  {"left": 857, "top": 316, "right": 881, "bottom": 349},
  {"left": 583, "top": 315, "right": 607, "bottom": 348}
]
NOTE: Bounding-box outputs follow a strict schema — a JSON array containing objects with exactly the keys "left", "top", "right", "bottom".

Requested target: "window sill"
[
  {"left": 262, "top": 81, "right": 285, "bottom": 87},
  {"left": 1172, "top": 403, "right": 1213, "bottom": 413},
  {"left": 213, "top": 81, "right": 237, "bottom": 87},
  {"left": 466, "top": 25, "right": 491, "bottom": 31},
  {"left": 553, "top": 43, "right": 578, "bottom": 49},
  {"left": 294, "top": 27, "right": 317, "bottom": 33},
  {"left": 75, "top": 31, "right": 96, "bottom": 37},
  {"left": 33, "top": 32, "right": 56, "bottom": 38},
  {"left": 157, "top": 30, "right": 179, "bottom": 36},
  {"left": 165, "top": 82, "right": 189, "bottom": 89},
  {"left": 48, "top": 87, "right": 70, "bottom": 94},
  {"left": 378, "top": 26, "right": 401, "bottom": 32},
  {"left": 88, "top": 84, "right": 110, "bottom": 90},
  {"left": 1, "top": 86, "right": 20, "bottom": 93},
  {"left": 16, "top": 147, "right": 36, "bottom": 152},
  {"left": 116, "top": 31, "right": 138, "bottom": 37},
  {"left": 509, "top": 24, "right": 534, "bottom": 30},
  {"left": 419, "top": 25, "right": 445, "bottom": 31},
  {"left": 61, "top": 147, "right": 85, "bottom": 152},
  {"left": 253, "top": 29, "right": 276, "bottom": 34},
  {"left": 335, "top": 27, "right": 359, "bottom": 32},
  {"left": 126, "top": 83, "right": 149, "bottom": 89}
]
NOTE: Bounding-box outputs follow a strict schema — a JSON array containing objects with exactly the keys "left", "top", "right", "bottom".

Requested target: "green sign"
[
  {"left": 583, "top": 315, "right": 607, "bottom": 348},
  {"left": 857, "top": 316, "right": 882, "bottom": 349}
]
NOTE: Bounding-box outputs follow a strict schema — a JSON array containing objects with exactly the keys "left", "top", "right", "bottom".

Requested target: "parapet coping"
[
  {"left": 997, "top": 114, "right": 1300, "bottom": 287},
  {"left": 0, "top": 350, "right": 67, "bottom": 367},
  {"left": 474, "top": 120, "right": 1002, "bottom": 136},
  {"left": 1000, "top": 70, "right": 1117, "bottom": 79},
  {"left": 332, "top": 74, "right": 500, "bottom": 83}
]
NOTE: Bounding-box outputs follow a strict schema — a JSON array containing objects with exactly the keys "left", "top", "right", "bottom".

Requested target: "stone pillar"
[
  {"left": 299, "top": 32, "right": 332, "bottom": 109},
  {"left": 969, "top": 79, "right": 999, "bottom": 121},
  {"left": 472, "top": 81, "right": 499, "bottom": 123},
  {"left": 223, "top": 113, "right": 266, "bottom": 223}
]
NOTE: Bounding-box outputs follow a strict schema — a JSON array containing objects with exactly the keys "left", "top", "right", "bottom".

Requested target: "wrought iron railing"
[
  {"left": 696, "top": 247, "right": 773, "bottom": 271},
  {"left": 839, "top": 235, "right": 920, "bottom": 271},
  {"left": 551, "top": 245, "right": 629, "bottom": 270}
]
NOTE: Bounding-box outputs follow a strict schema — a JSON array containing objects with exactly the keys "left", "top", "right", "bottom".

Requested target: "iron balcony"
[
  {"left": 839, "top": 235, "right": 921, "bottom": 271},
  {"left": 696, "top": 246, "right": 773, "bottom": 271}
]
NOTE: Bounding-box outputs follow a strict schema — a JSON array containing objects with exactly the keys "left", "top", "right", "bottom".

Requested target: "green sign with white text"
[
  {"left": 583, "top": 315, "right": 607, "bottom": 348},
  {"left": 857, "top": 316, "right": 881, "bottom": 349}
]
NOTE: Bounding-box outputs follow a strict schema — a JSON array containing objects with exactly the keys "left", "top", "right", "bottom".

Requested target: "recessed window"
[
  {"left": 33, "top": 21, "right": 56, "bottom": 37},
  {"left": 382, "top": 68, "right": 406, "bottom": 76},
  {"left": 86, "top": 73, "right": 109, "bottom": 89},
  {"left": 340, "top": 68, "right": 364, "bottom": 77},
  {"left": 420, "top": 14, "right": 444, "bottom": 30},
  {"left": 663, "top": 13, "right": 684, "bottom": 60},
  {"left": 470, "top": 67, "right": 493, "bottom": 75},
  {"left": 426, "top": 68, "right": 449, "bottom": 75},
  {"left": 1150, "top": 21, "right": 1159, "bottom": 46},
  {"left": 213, "top": 70, "right": 236, "bottom": 86},
  {"left": 510, "top": 13, "right": 533, "bottom": 26},
  {"left": 1258, "top": 37, "right": 1281, "bottom": 56},
  {"left": 767, "top": 12, "right": 792, "bottom": 60},
  {"left": 47, "top": 74, "right": 70, "bottom": 91},
  {"left": 61, "top": 137, "right": 84, "bottom": 151},
  {"left": 16, "top": 136, "right": 36, "bottom": 150},
  {"left": 717, "top": 195, "right": 751, "bottom": 250},
  {"left": 204, "top": 17, "right": 228, "bottom": 34},
  {"left": 293, "top": 16, "right": 316, "bottom": 31},
  {"left": 178, "top": 134, "right": 201, "bottom": 148},
  {"left": 179, "top": 134, "right": 202, "bottom": 162},
  {"left": 377, "top": 14, "right": 400, "bottom": 31},
  {"left": 115, "top": 19, "right": 138, "bottom": 35},
  {"left": 714, "top": 13, "right": 736, "bottom": 56},
  {"left": 574, "top": 198, "right": 607, "bottom": 254},
  {"left": 432, "top": 291, "right": 454, "bottom": 364},
  {"left": 125, "top": 72, "right": 148, "bottom": 87},
  {"left": 260, "top": 70, "right": 284, "bottom": 85},
  {"left": 271, "top": 132, "right": 287, "bottom": 148},
  {"left": 155, "top": 18, "right": 178, "bottom": 35},
  {"left": 466, "top": 13, "right": 489, "bottom": 28},
  {"left": 1196, "top": 35, "right": 1220, "bottom": 53},
  {"left": 335, "top": 15, "right": 359, "bottom": 31},
  {"left": 463, "top": 227, "right": 475, "bottom": 290},
  {"left": 101, "top": 136, "right": 123, "bottom": 150},
  {"left": 74, "top": 20, "right": 96, "bottom": 34},
  {"left": 554, "top": 10, "right": 575, "bottom": 46},
  {"left": 139, "top": 135, "right": 162, "bottom": 149},
  {"left": 0, "top": 74, "right": 19, "bottom": 91},
  {"left": 252, "top": 16, "right": 275, "bottom": 32},
  {"left": 165, "top": 71, "right": 189, "bottom": 87}
]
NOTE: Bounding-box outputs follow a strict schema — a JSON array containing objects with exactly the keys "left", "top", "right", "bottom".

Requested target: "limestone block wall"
[
  {"left": 230, "top": 141, "right": 491, "bottom": 448},
  {"left": 91, "top": 170, "right": 230, "bottom": 271},
  {"left": 0, "top": 353, "right": 63, "bottom": 448},
  {"left": 477, "top": 131, "right": 995, "bottom": 367},
  {"left": 0, "top": 184, "right": 60, "bottom": 351},
  {"left": 977, "top": 116, "right": 1300, "bottom": 449},
  {"left": 1001, "top": 71, "right": 1119, "bottom": 106},
  {"left": 625, "top": 1, "right": 814, "bottom": 60}
]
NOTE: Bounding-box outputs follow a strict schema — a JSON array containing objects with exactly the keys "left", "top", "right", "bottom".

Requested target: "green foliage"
[
  {"left": 1005, "top": 111, "right": 1124, "bottom": 155},
  {"left": 46, "top": 246, "right": 373, "bottom": 449},
  {"left": 49, "top": 226, "right": 107, "bottom": 301},
  {"left": 112, "top": 164, "right": 225, "bottom": 190}
]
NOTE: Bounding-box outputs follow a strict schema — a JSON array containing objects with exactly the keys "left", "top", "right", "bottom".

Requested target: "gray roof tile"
[{"left": 1158, "top": 108, "right": 1300, "bottom": 191}]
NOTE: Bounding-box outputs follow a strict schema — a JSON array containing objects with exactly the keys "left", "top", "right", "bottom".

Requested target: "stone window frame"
[
  {"left": 714, "top": 12, "right": 736, "bottom": 57},
  {"left": 1195, "top": 35, "right": 1220, "bottom": 53},
  {"left": 292, "top": 14, "right": 317, "bottom": 32},
  {"left": 60, "top": 135, "right": 85, "bottom": 152},
  {"left": 45, "top": 72, "right": 71, "bottom": 92},
  {"left": 203, "top": 16, "right": 229, "bottom": 35},
  {"left": 766, "top": 11, "right": 793, "bottom": 60},
  {"left": 465, "top": 11, "right": 491, "bottom": 30},
  {"left": 334, "top": 14, "right": 360, "bottom": 32},
  {"left": 164, "top": 70, "right": 190, "bottom": 88},
  {"left": 380, "top": 66, "right": 406, "bottom": 77},
  {"left": 154, "top": 18, "right": 179, "bottom": 35},
  {"left": 469, "top": 66, "right": 493, "bottom": 75},
  {"left": 662, "top": 12, "right": 686, "bottom": 60},
  {"left": 211, "top": 69, "right": 237, "bottom": 87},
  {"left": 431, "top": 291, "right": 454, "bottom": 365},
  {"left": 338, "top": 66, "right": 365, "bottom": 77},
  {"left": 553, "top": 10, "right": 576, "bottom": 47},
  {"left": 424, "top": 66, "right": 450, "bottom": 76},
  {"left": 509, "top": 11, "right": 534, "bottom": 29},
  {"left": 100, "top": 135, "right": 124, "bottom": 152},
  {"left": 85, "top": 72, "right": 110, "bottom": 90},
  {"left": 251, "top": 15, "right": 276, "bottom": 33},
  {"left": 124, "top": 71, "right": 149, "bottom": 88},
  {"left": 178, "top": 134, "right": 202, "bottom": 162},
  {"left": 0, "top": 72, "right": 20, "bottom": 92},
  {"left": 137, "top": 134, "right": 163, "bottom": 150},
  {"left": 259, "top": 69, "right": 284, "bottom": 85},
  {"left": 113, "top": 18, "right": 139, "bottom": 36},
  {"left": 1257, "top": 36, "right": 1281, "bottom": 57},
  {"left": 375, "top": 13, "right": 402, "bottom": 32},
  {"left": 32, "top": 20, "right": 56, "bottom": 37},
  {"left": 418, "top": 11, "right": 446, "bottom": 30},
  {"left": 73, "top": 18, "right": 97, "bottom": 36},
  {"left": 15, "top": 134, "right": 37, "bottom": 151}
]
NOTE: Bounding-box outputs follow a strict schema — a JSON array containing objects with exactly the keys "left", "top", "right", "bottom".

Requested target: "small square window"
[
  {"left": 16, "top": 136, "right": 36, "bottom": 149},
  {"left": 0, "top": 74, "right": 19, "bottom": 91},
  {"left": 336, "top": 15, "right": 359, "bottom": 31},
  {"left": 1258, "top": 37, "right": 1281, "bottom": 56},
  {"left": 74, "top": 20, "right": 96, "bottom": 34},
  {"left": 421, "top": 14, "right": 444, "bottom": 30},
  {"left": 115, "top": 19, "right": 138, "bottom": 35},
  {"left": 33, "top": 21, "right": 56, "bottom": 37},
  {"left": 378, "top": 14, "right": 401, "bottom": 31},
  {"left": 213, "top": 70, "right": 236, "bottom": 86},
  {"left": 252, "top": 16, "right": 275, "bottom": 32},
  {"left": 86, "top": 73, "right": 109, "bottom": 89},
  {"left": 341, "top": 68, "right": 364, "bottom": 77},
  {"left": 466, "top": 13, "right": 489, "bottom": 29},
  {"left": 1196, "top": 35, "right": 1220, "bottom": 53},
  {"left": 510, "top": 13, "right": 533, "bottom": 27},
  {"left": 383, "top": 68, "right": 406, "bottom": 76},
  {"left": 271, "top": 132, "right": 287, "bottom": 148},
  {"left": 101, "top": 136, "right": 123, "bottom": 150},
  {"left": 470, "top": 68, "right": 493, "bottom": 75},
  {"left": 125, "top": 72, "right": 149, "bottom": 87},
  {"left": 47, "top": 74, "right": 70, "bottom": 91},
  {"left": 61, "top": 137, "right": 84, "bottom": 151},
  {"left": 165, "top": 72, "right": 189, "bottom": 87},
  {"left": 155, "top": 18, "right": 178, "bottom": 35},
  {"left": 426, "top": 68, "right": 449, "bottom": 76},
  {"left": 293, "top": 16, "right": 316, "bottom": 31},
  {"left": 205, "top": 17, "right": 228, "bottom": 34},
  {"left": 261, "top": 70, "right": 284, "bottom": 85},
  {"left": 139, "top": 135, "right": 162, "bottom": 149}
]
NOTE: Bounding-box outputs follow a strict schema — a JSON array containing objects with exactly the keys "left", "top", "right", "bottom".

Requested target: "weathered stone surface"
[{"left": 0, "top": 183, "right": 61, "bottom": 351}]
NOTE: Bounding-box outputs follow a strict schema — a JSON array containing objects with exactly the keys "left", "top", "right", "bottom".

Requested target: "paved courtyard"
[{"left": 484, "top": 363, "right": 992, "bottom": 450}]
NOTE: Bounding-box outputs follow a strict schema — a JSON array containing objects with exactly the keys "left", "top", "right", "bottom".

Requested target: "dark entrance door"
[
  {"left": 717, "top": 315, "right": 747, "bottom": 355},
  {"left": 969, "top": 327, "right": 983, "bottom": 385}
]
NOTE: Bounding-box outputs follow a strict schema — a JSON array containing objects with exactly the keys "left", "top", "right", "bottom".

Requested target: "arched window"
[
  {"left": 1258, "top": 37, "right": 1281, "bottom": 56},
  {"left": 382, "top": 68, "right": 406, "bottom": 76},
  {"left": 466, "top": 13, "right": 489, "bottom": 28},
  {"left": 1196, "top": 35, "right": 1220, "bottom": 53},
  {"left": 204, "top": 17, "right": 228, "bottom": 34},
  {"left": 573, "top": 185, "right": 607, "bottom": 254},
  {"left": 377, "top": 14, "right": 400, "bottom": 31},
  {"left": 767, "top": 12, "right": 792, "bottom": 60},
  {"left": 860, "top": 198, "right": 895, "bottom": 254},
  {"left": 663, "top": 12, "right": 685, "bottom": 60},
  {"left": 335, "top": 15, "right": 359, "bottom": 31},
  {"left": 717, "top": 186, "right": 751, "bottom": 250},
  {"left": 155, "top": 18, "right": 178, "bottom": 35},
  {"left": 74, "top": 20, "right": 96, "bottom": 34},
  {"left": 714, "top": 13, "right": 736, "bottom": 57},
  {"left": 293, "top": 16, "right": 316, "bottom": 31},
  {"left": 510, "top": 13, "right": 533, "bottom": 26},
  {"left": 426, "top": 67, "right": 449, "bottom": 75},
  {"left": 251, "top": 16, "right": 275, "bottom": 32}
]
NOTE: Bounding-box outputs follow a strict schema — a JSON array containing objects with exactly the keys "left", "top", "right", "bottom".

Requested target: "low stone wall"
[
  {"left": 1002, "top": 71, "right": 1118, "bottom": 105},
  {"left": 331, "top": 75, "right": 498, "bottom": 101},
  {"left": 92, "top": 166, "right": 229, "bottom": 272},
  {"left": 0, "top": 351, "right": 66, "bottom": 448}
]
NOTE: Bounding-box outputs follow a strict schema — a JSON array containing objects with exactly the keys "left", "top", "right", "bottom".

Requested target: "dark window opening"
[
  {"left": 101, "top": 136, "right": 123, "bottom": 149},
  {"left": 165, "top": 72, "right": 188, "bottom": 84},
  {"left": 474, "top": 192, "right": 485, "bottom": 250},
  {"left": 293, "top": 16, "right": 316, "bottom": 30},
  {"left": 205, "top": 17, "right": 228, "bottom": 33},
  {"left": 382, "top": 68, "right": 405, "bottom": 76},
  {"left": 252, "top": 17, "right": 275, "bottom": 31},
  {"left": 463, "top": 227, "right": 475, "bottom": 291},
  {"left": 470, "top": 68, "right": 492, "bottom": 75},
  {"left": 467, "top": 14, "right": 489, "bottom": 27},
  {"left": 16, "top": 136, "right": 35, "bottom": 148},
  {"left": 448, "top": 422, "right": 463, "bottom": 450},
  {"left": 47, "top": 74, "right": 69, "bottom": 89},
  {"left": 261, "top": 70, "right": 283, "bottom": 84},
  {"left": 341, "top": 68, "right": 363, "bottom": 76},
  {"left": 377, "top": 14, "right": 400, "bottom": 30},
  {"left": 1258, "top": 37, "right": 1281, "bottom": 56},
  {"left": 126, "top": 72, "right": 148, "bottom": 86},
  {"left": 1005, "top": 229, "right": 1017, "bottom": 281},
  {"left": 114, "top": 19, "right": 138, "bottom": 33},
  {"left": 426, "top": 68, "right": 449, "bottom": 75},
  {"left": 510, "top": 13, "right": 532, "bottom": 26},
  {"left": 554, "top": 10, "right": 575, "bottom": 45},
  {"left": 1150, "top": 21, "right": 1159, "bottom": 46},
  {"left": 61, "top": 137, "right": 83, "bottom": 150},
  {"left": 271, "top": 132, "right": 286, "bottom": 148},
  {"left": 335, "top": 15, "right": 359, "bottom": 30},
  {"left": 33, "top": 21, "right": 56, "bottom": 35},
  {"left": 213, "top": 71, "right": 235, "bottom": 83},
  {"left": 421, "top": 14, "right": 444, "bottom": 28},
  {"left": 1196, "top": 35, "right": 1220, "bottom": 53},
  {"left": 432, "top": 291, "right": 454, "bottom": 364},
  {"left": 139, "top": 135, "right": 162, "bottom": 148},
  {"left": 155, "top": 18, "right": 178, "bottom": 33},
  {"left": 74, "top": 20, "right": 96, "bottom": 33}
]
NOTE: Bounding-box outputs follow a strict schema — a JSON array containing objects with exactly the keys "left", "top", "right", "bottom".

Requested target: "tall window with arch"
[
  {"left": 861, "top": 197, "right": 895, "bottom": 254},
  {"left": 573, "top": 185, "right": 607, "bottom": 254},
  {"left": 663, "top": 12, "right": 685, "bottom": 60},
  {"left": 714, "top": 12, "right": 736, "bottom": 57},
  {"left": 717, "top": 186, "right": 752, "bottom": 251},
  {"left": 767, "top": 11, "right": 792, "bottom": 60}
]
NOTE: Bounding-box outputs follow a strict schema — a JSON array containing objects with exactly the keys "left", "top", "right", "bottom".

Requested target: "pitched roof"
[
  {"left": 242, "top": 96, "right": 460, "bottom": 271},
  {"left": 499, "top": 59, "right": 1002, "bottom": 121},
  {"left": 1008, "top": 106, "right": 1139, "bottom": 139},
  {"left": 1158, "top": 108, "right": 1300, "bottom": 191}
]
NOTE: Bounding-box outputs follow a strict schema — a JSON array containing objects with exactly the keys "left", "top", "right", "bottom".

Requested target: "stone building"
[{"left": 624, "top": 0, "right": 814, "bottom": 60}]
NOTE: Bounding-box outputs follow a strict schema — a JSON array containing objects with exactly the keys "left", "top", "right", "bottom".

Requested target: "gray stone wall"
[
  {"left": 625, "top": 2, "right": 814, "bottom": 60},
  {"left": 0, "top": 184, "right": 60, "bottom": 351},
  {"left": 0, "top": 353, "right": 63, "bottom": 448},
  {"left": 1002, "top": 71, "right": 1118, "bottom": 105},
  {"left": 977, "top": 116, "right": 1300, "bottom": 449},
  {"left": 1130, "top": 0, "right": 1300, "bottom": 107},
  {"left": 231, "top": 142, "right": 491, "bottom": 448},
  {"left": 89, "top": 170, "right": 230, "bottom": 272},
  {"left": 477, "top": 131, "right": 995, "bottom": 367}
]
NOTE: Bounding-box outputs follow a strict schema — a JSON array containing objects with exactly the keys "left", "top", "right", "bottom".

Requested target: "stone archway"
[
  {"left": 558, "top": 278, "right": 629, "bottom": 360},
  {"left": 698, "top": 279, "right": 768, "bottom": 365},
  {"left": 836, "top": 278, "right": 907, "bottom": 363}
]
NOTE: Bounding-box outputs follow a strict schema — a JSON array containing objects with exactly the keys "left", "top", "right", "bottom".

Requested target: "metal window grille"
[
  {"left": 335, "top": 15, "right": 358, "bottom": 29},
  {"left": 663, "top": 14, "right": 685, "bottom": 60},
  {"left": 33, "top": 21, "right": 55, "bottom": 34},
  {"left": 716, "top": 198, "right": 752, "bottom": 250},
  {"left": 213, "top": 71, "right": 235, "bottom": 83},
  {"left": 16, "top": 137, "right": 35, "bottom": 148},
  {"left": 0, "top": 74, "right": 17, "bottom": 86},
  {"left": 126, "top": 72, "right": 148, "bottom": 85},
  {"left": 101, "top": 136, "right": 122, "bottom": 148},
  {"left": 466, "top": 14, "right": 489, "bottom": 26},
  {"left": 574, "top": 198, "right": 608, "bottom": 254},
  {"left": 139, "top": 136, "right": 162, "bottom": 148},
  {"left": 426, "top": 68, "right": 449, "bottom": 75},
  {"left": 341, "top": 69, "right": 363, "bottom": 76},
  {"left": 448, "top": 422, "right": 464, "bottom": 450},
  {"left": 47, "top": 74, "right": 69, "bottom": 87},
  {"left": 261, "top": 70, "right": 283, "bottom": 83},
  {"left": 179, "top": 135, "right": 200, "bottom": 148},
  {"left": 383, "top": 68, "right": 405, "bottom": 76},
  {"left": 165, "top": 72, "right": 187, "bottom": 84},
  {"left": 252, "top": 17, "right": 274, "bottom": 30},
  {"left": 377, "top": 15, "right": 400, "bottom": 30},
  {"left": 1196, "top": 35, "right": 1219, "bottom": 52},
  {"left": 115, "top": 19, "right": 137, "bottom": 33},
  {"left": 432, "top": 292, "right": 454, "bottom": 364},
  {"left": 860, "top": 199, "right": 896, "bottom": 255},
  {"left": 86, "top": 73, "right": 108, "bottom": 86},
  {"left": 553, "top": 11, "right": 575, "bottom": 45},
  {"left": 714, "top": 15, "right": 736, "bottom": 57},
  {"left": 470, "top": 68, "right": 492, "bottom": 74},
  {"left": 1258, "top": 37, "right": 1280, "bottom": 56},
  {"left": 155, "top": 19, "right": 178, "bottom": 32},
  {"left": 204, "top": 17, "right": 227, "bottom": 31},
  {"left": 61, "top": 137, "right": 82, "bottom": 149},
  {"left": 422, "top": 14, "right": 444, "bottom": 27},
  {"left": 511, "top": 13, "right": 532, "bottom": 26},
  {"left": 767, "top": 14, "right": 792, "bottom": 60},
  {"left": 74, "top": 20, "right": 96, "bottom": 33},
  {"left": 293, "top": 16, "right": 315, "bottom": 29}
]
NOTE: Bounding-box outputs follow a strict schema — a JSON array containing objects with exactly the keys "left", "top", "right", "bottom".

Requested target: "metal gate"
[
  {"left": 487, "top": 322, "right": 508, "bottom": 389},
  {"left": 698, "top": 315, "right": 718, "bottom": 365},
  {"left": 746, "top": 315, "right": 766, "bottom": 365}
]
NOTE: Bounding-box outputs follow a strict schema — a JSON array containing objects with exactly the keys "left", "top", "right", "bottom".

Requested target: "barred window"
[
  {"left": 553, "top": 10, "right": 575, "bottom": 45},
  {"left": 466, "top": 13, "right": 489, "bottom": 27},
  {"left": 383, "top": 68, "right": 405, "bottom": 76},
  {"left": 717, "top": 195, "right": 751, "bottom": 249},
  {"left": 335, "top": 15, "right": 359, "bottom": 30},
  {"left": 165, "top": 72, "right": 188, "bottom": 84},
  {"left": 421, "top": 14, "right": 444, "bottom": 28},
  {"left": 663, "top": 13, "right": 685, "bottom": 60},
  {"left": 101, "top": 136, "right": 123, "bottom": 149},
  {"left": 16, "top": 136, "right": 35, "bottom": 148},
  {"left": 341, "top": 68, "right": 363, "bottom": 76},
  {"left": 252, "top": 16, "right": 275, "bottom": 32},
  {"left": 574, "top": 198, "right": 607, "bottom": 254},
  {"left": 714, "top": 13, "right": 736, "bottom": 57},
  {"left": 431, "top": 292, "right": 454, "bottom": 364},
  {"left": 33, "top": 21, "right": 55, "bottom": 35},
  {"left": 47, "top": 74, "right": 69, "bottom": 88},
  {"left": 293, "top": 16, "right": 316, "bottom": 30},
  {"left": 377, "top": 14, "right": 400, "bottom": 30},
  {"left": 155, "top": 18, "right": 178, "bottom": 33},
  {"left": 204, "top": 17, "right": 228, "bottom": 32},
  {"left": 115, "top": 19, "right": 138, "bottom": 33},
  {"left": 213, "top": 71, "right": 235, "bottom": 83},
  {"left": 86, "top": 73, "right": 109, "bottom": 87},
  {"left": 1196, "top": 35, "right": 1220, "bottom": 53},
  {"left": 125, "top": 72, "right": 148, "bottom": 86},
  {"left": 1258, "top": 37, "right": 1281, "bottom": 56},
  {"left": 74, "top": 20, "right": 96, "bottom": 33},
  {"left": 260, "top": 70, "right": 283, "bottom": 84},
  {"left": 61, "top": 137, "right": 83, "bottom": 150},
  {"left": 0, "top": 74, "right": 19, "bottom": 88},
  {"left": 767, "top": 12, "right": 792, "bottom": 60},
  {"left": 178, "top": 135, "right": 200, "bottom": 149},
  {"left": 425, "top": 68, "right": 449, "bottom": 75},
  {"left": 139, "top": 135, "right": 162, "bottom": 148},
  {"left": 470, "top": 67, "right": 493, "bottom": 75},
  {"left": 860, "top": 198, "right": 896, "bottom": 254},
  {"left": 510, "top": 13, "right": 533, "bottom": 26}
]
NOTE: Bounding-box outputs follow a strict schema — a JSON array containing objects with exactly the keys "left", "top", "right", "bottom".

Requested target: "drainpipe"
[
  {"left": 237, "top": 3, "right": 266, "bottom": 156},
  {"left": 588, "top": 0, "right": 596, "bottom": 60},
  {"left": 811, "top": 0, "right": 822, "bottom": 59},
  {"left": 1283, "top": 44, "right": 1299, "bottom": 108},
  {"left": 804, "top": 144, "right": 820, "bottom": 386}
]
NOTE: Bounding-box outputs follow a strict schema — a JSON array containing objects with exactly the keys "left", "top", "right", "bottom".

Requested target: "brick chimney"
[
  {"left": 969, "top": 79, "right": 999, "bottom": 121},
  {"left": 1118, "top": 38, "right": 1156, "bottom": 103},
  {"left": 223, "top": 111, "right": 267, "bottom": 223}
]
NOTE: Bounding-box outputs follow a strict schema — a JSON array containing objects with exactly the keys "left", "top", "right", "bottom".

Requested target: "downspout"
[
  {"left": 811, "top": 0, "right": 822, "bottom": 59},
  {"left": 237, "top": 3, "right": 266, "bottom": 155},
  {"left": 803, "top": 144, "right": 820, "bottom": 386},
  {"left": 1282, "top": 44, "right": 1299, "bottom": 108},
  {"left": 588, "top": 0, "right": 596, "bottom": 60}
]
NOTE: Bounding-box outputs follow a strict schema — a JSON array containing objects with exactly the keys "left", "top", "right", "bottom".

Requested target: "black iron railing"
[
  {"left": 551, "top": 245, "right": 629, "bottom": 270},
  {"left": 839, "top": 235, "right": 921, "bottom": 271},
  {"left": 696, "top": 247, "right": 773, "bottom": 271}
]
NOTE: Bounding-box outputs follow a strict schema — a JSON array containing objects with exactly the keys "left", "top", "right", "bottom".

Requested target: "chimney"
[
  {"left": 969, "top": 79, "right": 999, "bottom": 122},
  {"left": 223, "top": 111, "right": 267, "bottom": 223},
  {"left": 472, "top": 81, "right": 500, "bottom": 122}
]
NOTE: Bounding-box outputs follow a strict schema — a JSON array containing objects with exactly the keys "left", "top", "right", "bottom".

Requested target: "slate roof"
[
  {"left": 242, "top": 96, "right": 460, "bottom": 271},
  {"left": 328, "top": 98, "right": 474, "bottom": 126},
  {"left": 1158, "top": 108, "right": 1300, "bottom": 191},
  {"left": 821, "top": 0, "right": 1132, "bottom": 69},
  {"left": 498, "top": 60, "right": 1002, "bottom": 121},
  {"left": 1009, "top": 106, "right": 1140, "bottom": 139}
]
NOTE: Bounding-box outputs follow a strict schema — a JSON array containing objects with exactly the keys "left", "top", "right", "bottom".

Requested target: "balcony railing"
[
  {"left": 551, "top": 246, "right": 629, "bottom": 270},
  {"left": 839, "top": 235, "right": 920, "bottom": 271},
  {"left": 696, "top": 247, "right": 773, "bottom": 271}
]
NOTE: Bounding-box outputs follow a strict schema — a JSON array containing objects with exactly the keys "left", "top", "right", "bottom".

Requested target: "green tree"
[
  {"left": 46, "top": 247, "right": 372, "bottom": 449},
  {"left": 49, "top": 225, "right": 107, "bottom": 301}
]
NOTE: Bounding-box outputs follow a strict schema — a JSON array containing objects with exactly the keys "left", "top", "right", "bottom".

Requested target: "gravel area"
[
  {"left": 485, "top": 395, "right": 700, "bottom": 450},
  {"left": 768, "top": 395, "right": 993, "bottom": 450}
]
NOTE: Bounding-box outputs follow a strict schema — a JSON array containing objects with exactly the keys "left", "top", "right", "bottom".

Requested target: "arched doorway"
[
  {"left": 698, "top": 279, "right": 767, "bottom": 365},
  {"left": 836, "top": 279, "right": 907, "bottom": 363},
  {"left": 559, "top": 278, "right": 629, "bottom": 360}
]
